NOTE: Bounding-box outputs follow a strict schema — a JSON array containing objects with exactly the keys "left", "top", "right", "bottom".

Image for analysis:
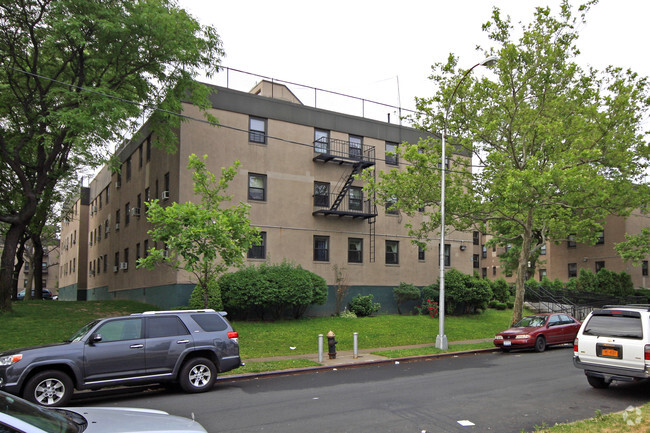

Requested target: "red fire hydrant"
[{"left": 327, "top": 330, "right": 338, "bottom": 359}]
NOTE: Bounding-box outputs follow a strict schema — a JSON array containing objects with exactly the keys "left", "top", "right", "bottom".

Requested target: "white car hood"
[{"left": 66, "top": 407, "right": 207, "bottom": 433}]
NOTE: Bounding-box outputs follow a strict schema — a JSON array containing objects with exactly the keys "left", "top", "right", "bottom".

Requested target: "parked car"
[
  {"left": 0, "top": 309, "right": 241, "bottom": 406},
  {"left": 574, "top": 305, "right": 650, "bottom": 388},
  {"left": 16, "top": 289, "right": 54, "bottom": 300},
  {"left": 0, "top": 390, "right": 207, "bottom": 432},
  {"left": 493, "top": 312, "right": 581, "bottom": 352}
]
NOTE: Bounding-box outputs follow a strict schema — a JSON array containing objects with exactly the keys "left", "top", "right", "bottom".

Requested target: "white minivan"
[{"left": 574, "top": 305, "right": 650, "bottom": 388}]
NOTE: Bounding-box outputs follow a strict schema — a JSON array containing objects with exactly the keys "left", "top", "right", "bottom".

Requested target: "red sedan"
[{"left": 494, "top": 313, "right": 581, "bottom": 352}]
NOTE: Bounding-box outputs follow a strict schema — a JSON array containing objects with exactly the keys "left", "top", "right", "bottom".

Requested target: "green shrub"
[
  {"left": 348, "top": 294, "right": 381, "bottom": 317},
  {"left": 219, "top": 262, "right": 328, "bottom": 320},
  {"left": 393, "top": 282, "right": 421, "bottom": 315},
  {"left": 188, "top": 279, "right": 223, "bottom": 310},
  {"left": 577, "top": 268, "right": 597, "bottom": 292},
  {"left": 488, "top": 300, "right": 507, "bottom": 310},
  {"left": 444, "top": 269, "right": 493, "bottom": 314},
  {"left": 491, "top": 278, "right": 510, "bottom": 303}
]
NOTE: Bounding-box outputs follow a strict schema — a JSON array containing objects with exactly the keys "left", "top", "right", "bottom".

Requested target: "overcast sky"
[{"left": 178, "top": 0, "right": 650, "bottom": 117}]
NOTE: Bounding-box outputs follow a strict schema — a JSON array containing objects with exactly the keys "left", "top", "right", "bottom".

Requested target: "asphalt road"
[{"left": 77, "top": 347, "right": 650, "bottom": 432}]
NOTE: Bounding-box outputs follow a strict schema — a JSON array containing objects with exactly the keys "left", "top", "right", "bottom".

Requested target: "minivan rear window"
[
  {"left": 191, "top": 314, "right": 227, "bottom": 332},
  {"left": 583, "top": 315, "right": 643, "bottom": 339}
]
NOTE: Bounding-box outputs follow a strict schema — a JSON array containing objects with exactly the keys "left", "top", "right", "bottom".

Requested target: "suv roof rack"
[
  {"left": 602, "top": 304, "right": 650, "bottom": 311},
  {"left": 132, "top": 309, "right": 220, "bottom": 315}
]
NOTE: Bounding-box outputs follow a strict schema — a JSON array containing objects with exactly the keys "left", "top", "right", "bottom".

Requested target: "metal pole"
[
  {"left": 353, "top": 332, "right": 359, "bottom": 359},
  {"left": 435, "top": 55, "right": 497, "bottom": 351},
  {"left": 318, "top": 334, "right": 323, "bottom": 363}
]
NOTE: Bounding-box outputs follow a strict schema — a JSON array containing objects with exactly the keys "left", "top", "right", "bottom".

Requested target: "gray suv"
[{"left": 0, "top": 309, "right": 241, "bottom": 406}]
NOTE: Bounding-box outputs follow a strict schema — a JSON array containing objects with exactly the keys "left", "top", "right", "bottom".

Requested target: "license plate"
[
  {"left": 503, "top": 340, "right": 511, "bottom": 347},
  {"left": 597, "top": 344, "right": 622, "bottom": 359}
]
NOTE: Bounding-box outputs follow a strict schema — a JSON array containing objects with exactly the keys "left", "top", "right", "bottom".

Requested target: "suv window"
[
  {"left": 96, "top": 318, "right": 143, "bottom": 342},
  {"left": 146, "top": 316, "right": 189, "bottom": 338},
  {"left": 191, "top": 314, "right": 227, "bottom": 332},
  {"left": 582, "top": 313, "right": 643, "bottom": 339}
]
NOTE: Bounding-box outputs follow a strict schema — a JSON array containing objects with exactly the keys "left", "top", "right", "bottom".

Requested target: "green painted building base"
[{"left": 56, "top": 284, "right": 419, "bottom": 316}]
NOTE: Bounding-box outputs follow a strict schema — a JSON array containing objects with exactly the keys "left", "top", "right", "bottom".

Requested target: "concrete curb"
[{"left": 218, "top": 347, "right": 500, "bottom": 382}]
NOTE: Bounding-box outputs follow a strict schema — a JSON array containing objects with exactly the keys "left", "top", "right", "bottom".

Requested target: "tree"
[
  {"left": 615, "top": 227, "right": 650, "bottom": 264},
  {"left": 0, "top": 0, "right": 224, "bottom": 312},
  {"left": 138, "top": 154, "right": 260, "bottom": 309},
  {"left": 365, "top": 1, "right": 650, "bottom": 325}
]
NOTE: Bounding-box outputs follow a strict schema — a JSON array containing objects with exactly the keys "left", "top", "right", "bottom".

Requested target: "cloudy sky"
[{"left": 178, "top": 0, "right": 650, "bottom": 118}]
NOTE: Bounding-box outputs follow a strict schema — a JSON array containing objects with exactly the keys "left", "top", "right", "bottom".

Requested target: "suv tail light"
[
  {"left": 645, "top": 345, "right": 650, "bottom": 361},
  {"left": 227, "top": 331, "right": 239, "bottom": 340},
  {"left": 574, "top": 338, "right": 579, "bottom": 352}
]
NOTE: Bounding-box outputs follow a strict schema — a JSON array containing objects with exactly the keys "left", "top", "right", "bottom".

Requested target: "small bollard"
[
  {"left": 318, "top": 334, "right": 323, "bottom": 363},
  {"left": 327, "top": 330, "right": 337, "bottom": 359},
  {"left": 353, "top": 332, "right": 359, "bottom": 359}
]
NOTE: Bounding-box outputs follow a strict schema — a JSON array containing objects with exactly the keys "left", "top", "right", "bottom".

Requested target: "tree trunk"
[
  {"left": 0, "top": 223, "right": 27, "bottom": 312},
  {"left": 32, "top": 234, "right": 44, "bottom": 299},
  {"left": 512, "top": 212, "right": 534, "bottom": 325}
]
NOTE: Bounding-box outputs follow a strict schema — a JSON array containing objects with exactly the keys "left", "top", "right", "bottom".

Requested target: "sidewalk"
[{"left": 223, "top": 338, "right": 495, "bottom": 379}]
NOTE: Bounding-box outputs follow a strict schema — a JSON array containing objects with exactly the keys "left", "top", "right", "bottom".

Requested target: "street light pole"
[{"left": 436, "top": 56, "right": 498, "bottom": 350}]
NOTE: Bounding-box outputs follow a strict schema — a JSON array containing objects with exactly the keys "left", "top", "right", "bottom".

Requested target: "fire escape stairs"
[{"left": 329, "top": 162, "right": 365, "bottom": 211}]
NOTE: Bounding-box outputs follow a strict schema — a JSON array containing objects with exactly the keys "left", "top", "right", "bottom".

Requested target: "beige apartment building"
[
  {"left": 474, "top": 211, "right": 650, "bottom": 289},
  {"left": 58, "top": 81, "right": 475, "bottom": 312}
]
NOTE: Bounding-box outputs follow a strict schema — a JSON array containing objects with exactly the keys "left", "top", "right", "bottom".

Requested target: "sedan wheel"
[
  {"left": 23, "top": 370, "right": 73, "bottom": 407},
  {"left": 179, "top": 357, "right": 216, "bottom": 393},
  {"left": 534, "top": 336, "right": 546, "bottom": 352}
]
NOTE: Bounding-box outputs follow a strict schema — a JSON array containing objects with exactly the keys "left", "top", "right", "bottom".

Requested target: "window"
[
  {"left": 595, "top": 261, "right": 606, "bottom": 273},
  {"left": 385, "top": 196, "right": 398, "bottom": 215},
  {"left": 103, "top": 254, "right": 107, "bottom": 273},
  {"left": 314, "top": 236, "right": 329, "bottom": 261},
  {"left": 568, "top": 263, "right": 577, "bottom": 278},
  {"left": 439, "top": 244, "right": 451, "bottom": 267},
  {"left": 418, "top": 245, "right": 425, "bottom": 261},
  {"left": 136, "top": 243, "right": 141, "bottom": 262},
  {"left": 136, "top": 194, "right": 141, "bottom": 214},
  {"left": 473, "top": 254, "right": 480, "bottom": 269},
  {"left": 125, "top": 203, "right": 130, "bottom": 226},
  {"left": 145, "top": 187, "right": 150, "bottom": 203},
  {"left": 540, "top": 244, "right": 547, "bottom": 255},
  {"left": 105, "top": 186, "right": 109, "bottom": 203},
  {"left": 385, "top": 141, "right": 398, "bottom": 165},
  {"left": 114, "top": 251, "right": 120, "bottom": 268},
  {"left": 349, "top": 135, "right": 362, "bottom": 159},
  {"left": 249, "top": 117, "right": 267, "bottom": 144},
  {"left": 146, "top": 135, "right": 151, "bottom": 162},
  {"left": 385, "top": 240, "right": 399, "bottom": 264},
  {"left": 124, "top": 248, "right": 129, "bottom": 269},
  {"left": 539, "top": 269, "right": 547, "bottom": 281},
  {"left": 472, "top": 231, "right": 479, "bottom": 245},
  {"left": 314, "top": 129, "right": 329, "bottom": 153},
  {"left": 105, "top": 219, "right": 109, "bottom": 238},
  {"left": 567, "top": 234, "right": 576, "bottom": 248},
  {"left": 493, "top": 266, "right": 497, "bottom": 276},
  {"left": 138, "top": 144, "right": 143, "bottom": 168},
  {"left": 348, "top": 238, "right": 363, "bottom": 263},
  {"left": 482, "top": 267, "right": 487, "bottom": 278},
  {"left": 642, "top": 261, "right": 648, "bottom": 276},
  {"left": 116, "top": 209, "right": 120, "bottom": 228},
  {"left": 349, "top": 187, "right": 363, "bottom": 211},
  {"left": 248, "top": 173, "right": 267, "bottom": 201},
  {"left": 596, "top": 230, "right": 605, "bottom": 245},
  {"left": 164, "top": 172, "right": 170, "bottom": 195},
  {"left": 314, "top": 182, "right": 330, "bottom": 207},
  {"left": 96, "top": 318, "right": 143, "bottom": 342},
  {"left": 126, "top": 157, "right": 131, "bottom": 181},
  {"left": 144, "top": 240, "right": 149, "bottom": 258},
  {"left": 481, "top": 244, "right": 487, "bottom": 259},
  {"left": 248, "top": 232, "right": 266, "bottom": 259},
  {"left": 116, "top": 172, "right": 122, "bottom": 189},
  {"left": 146, "top": 316, "right": 189, "bottom": 339}
]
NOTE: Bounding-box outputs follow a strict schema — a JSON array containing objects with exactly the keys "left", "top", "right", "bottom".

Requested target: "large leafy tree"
[
  {"left": 365, "top": 1, "right": 650, "bottom": 324},
  {"left": 138, "top": 154, "right": 260, "bottom": 309},
  {"left": 0, "top": 0, "right": 223, "bottom": 312},
  {"left": 615, "top": 227, "right": 650, "bottom": 264}
]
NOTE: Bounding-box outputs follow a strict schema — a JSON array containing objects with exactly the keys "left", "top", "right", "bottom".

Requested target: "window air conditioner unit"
[
  {"left": 120, "top": 262, "right": 128, "bottom": 270},
  {"left": 113, "top": 266, "right": 118, "bottom": 273},
  {"left": 115, "top": 223, "right": 120, "bottom": 231},
  {"left": 130, "top": 207, "right": 141, "bottom": 217},
  {"left": 161, "top": 190, "right": 170, "bottom": 200}
]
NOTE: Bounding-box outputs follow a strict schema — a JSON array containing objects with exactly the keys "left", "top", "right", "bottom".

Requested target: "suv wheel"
[
  {"left": 23, "top": 370, "right": 73, "bottom": 407},
  {"left": 534, "top": 336, "right": 546, "bottom": 352},
  {"left": 179, "top": 357, "right": 216, "bottom": 393},
  {"left": 587, "top": 375, "right": 610, "bottom": 389}
]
